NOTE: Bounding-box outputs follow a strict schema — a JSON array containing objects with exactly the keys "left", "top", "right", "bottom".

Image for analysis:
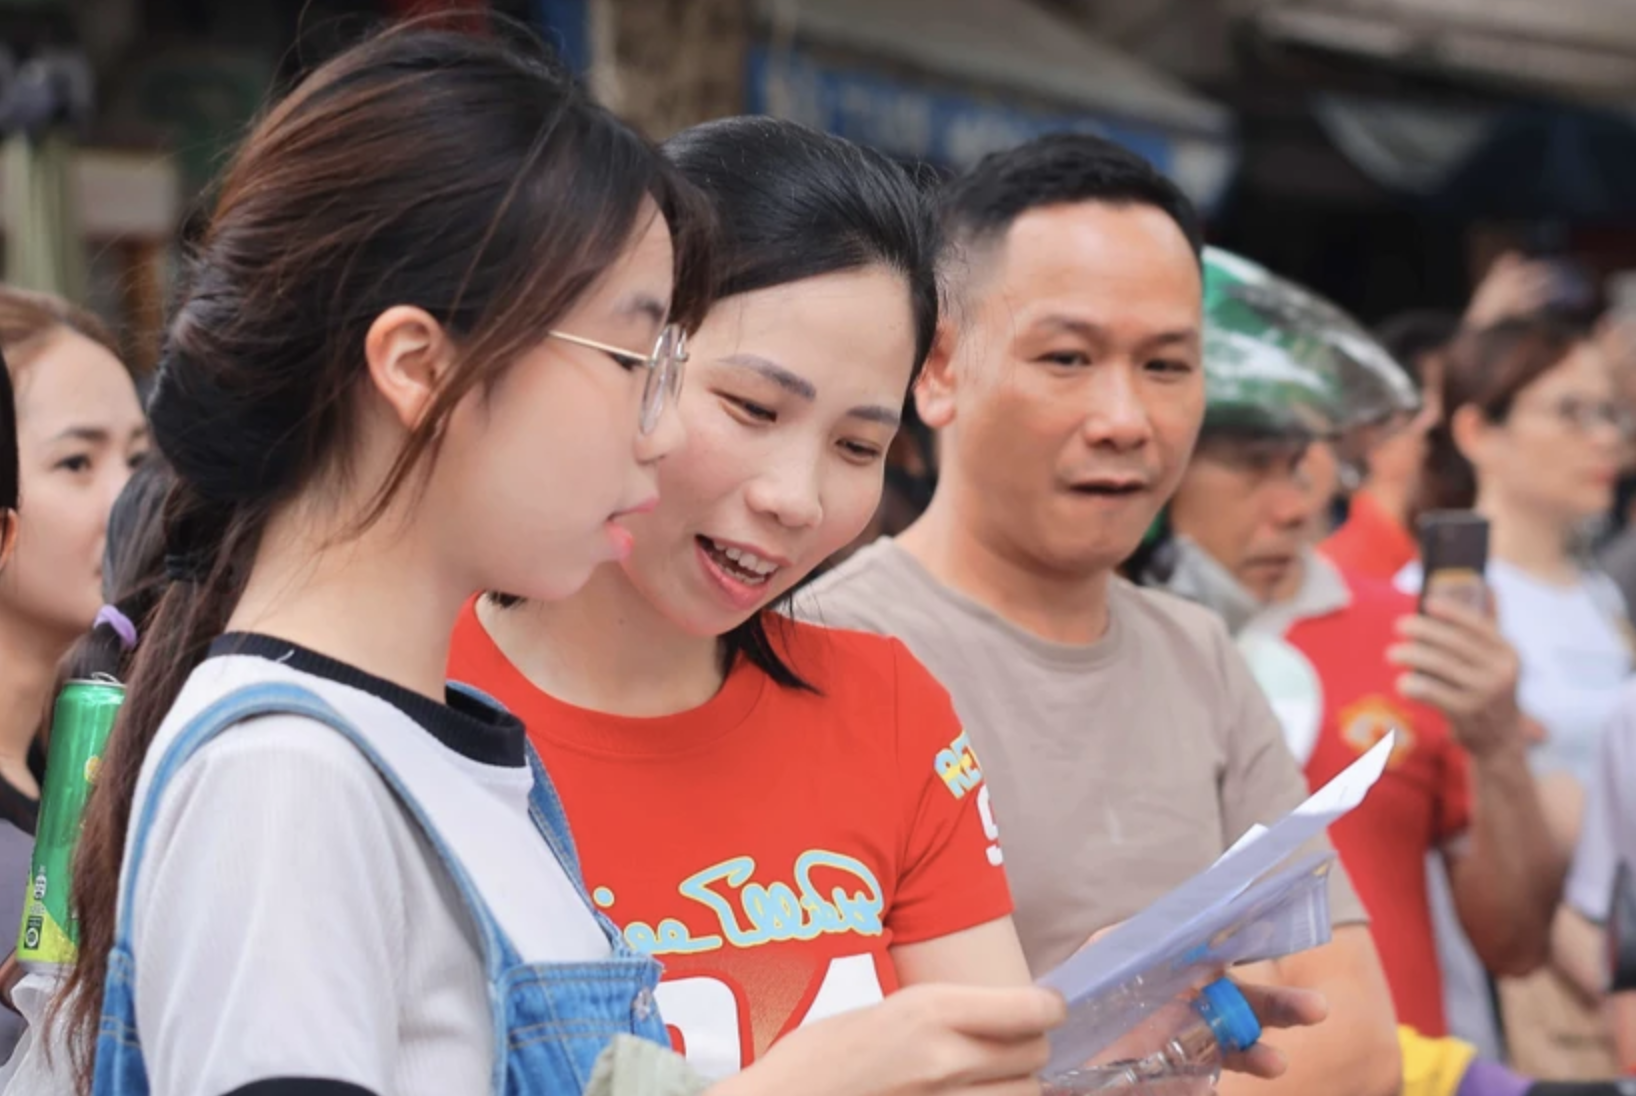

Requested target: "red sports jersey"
[
  {"left": 1320, "top": 490, "right": 1418, "bottom": 583},
  {"left": 1282, "top": 572, "right": 1471, "bottom": 1036},
  {"left": 449, "top": 604, "right": 1012, "bottom": 1079}
]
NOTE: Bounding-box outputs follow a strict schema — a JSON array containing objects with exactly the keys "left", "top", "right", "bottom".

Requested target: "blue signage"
[
  {"left": 745, "top": 43, "right": 1179, "bottom": 176},
  {"left": 533, "top": 0, "right": 591, "bottom": 75}
]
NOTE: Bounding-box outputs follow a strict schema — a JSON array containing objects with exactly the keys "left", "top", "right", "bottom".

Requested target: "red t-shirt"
[
  {"left": 448, "top": 605, "right": 1012, "bottom": 1079},
  {"left": 1282, "top": 572, "right": 1471, "bottom": 1036},
  {"left": 1321, "top": 491, "right": 1418, "bottom": 583}
]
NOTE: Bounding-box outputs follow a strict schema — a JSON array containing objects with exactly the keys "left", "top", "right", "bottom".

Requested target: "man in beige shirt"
[{"left": 799, "top": 134, "right": 1401, "bottom": 1096}]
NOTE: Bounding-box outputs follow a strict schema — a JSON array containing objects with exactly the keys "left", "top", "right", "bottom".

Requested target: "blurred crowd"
[{"left": 0, "top": 19, "right": 1635, "bottom": 1096}]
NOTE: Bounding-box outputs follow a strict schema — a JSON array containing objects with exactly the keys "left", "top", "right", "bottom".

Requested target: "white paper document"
[{"left": 1036, "top": 732, "right": 1394, "bottom": 1074}]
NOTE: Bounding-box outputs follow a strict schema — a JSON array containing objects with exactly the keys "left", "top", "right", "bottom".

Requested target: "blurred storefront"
[
  {"left": 5, "top": 0, "right": 1636, "bottom": 345},
  {"left": 538, "top": 0, "right": 1239, "bottom": 212},
  {"left": 742, "top": 0, "right": 1236, "bottom": 211}
]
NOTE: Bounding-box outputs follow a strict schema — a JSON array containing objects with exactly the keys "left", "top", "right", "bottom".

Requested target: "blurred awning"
[
  {"left": 1248, "top": 0, "right": 1636, "bottom": 103},
  {"left": 1313, "top": 95, "right": 1636, "bottom": 220},
  {"left": 750, "top": 0, "right": 1238, "bottom": 210}
]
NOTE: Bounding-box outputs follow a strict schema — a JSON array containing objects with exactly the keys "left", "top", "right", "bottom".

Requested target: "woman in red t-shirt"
[{"left": 449, "top": 118, "right": 1035, "bottom": 1084}]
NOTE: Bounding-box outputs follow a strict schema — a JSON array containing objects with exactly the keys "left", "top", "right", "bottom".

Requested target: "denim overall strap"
[
  {"left": 524, "top": 744, "right": 584, "bottom": 882},
  {"left": 115, "top": 681, "right": 515, "bottom": 973},
  {"left": 97, "top": 680, "right": 671, "bottom": 1096},
  {"left": 523, "top": 744, "right": 660, "bottom": 970}
]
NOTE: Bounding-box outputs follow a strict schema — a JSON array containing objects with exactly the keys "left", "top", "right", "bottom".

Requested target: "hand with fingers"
[
  {"left": 1220, "top": 981, "right": 1329, "bottom": 1079},
  {"left": 711, "top": 982, "right": 1068, "bottom": 1096},
  {"left": 1388, "top": 589, "right": 1526, "bottom": 758},
  {"left": 1465, "top": 252, "right": 1559, "bottom": 330},
  {"left": 1071, "top": 928, "right": 1331, "bottom": 1084}
]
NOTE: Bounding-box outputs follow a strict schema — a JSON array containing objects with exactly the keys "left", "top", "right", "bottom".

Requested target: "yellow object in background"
[{"left": 1399, "top": 1026, "right": 1478, "bottom": 1096}]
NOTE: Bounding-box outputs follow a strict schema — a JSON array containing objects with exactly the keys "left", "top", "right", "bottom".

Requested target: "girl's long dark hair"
[
  {"left": 51, "top": 460, "right": 173, "bottom": 695},
  {"left": 59, "top": 24, "right": 713, "bottom": 1085}
]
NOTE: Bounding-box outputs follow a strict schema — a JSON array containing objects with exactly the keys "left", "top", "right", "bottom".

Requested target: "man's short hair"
[{"left": 938, "top": 133, "right": 1205, "bottom": 267}]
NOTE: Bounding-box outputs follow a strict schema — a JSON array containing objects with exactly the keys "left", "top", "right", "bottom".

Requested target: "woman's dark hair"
[
  {"left": 0, "top": 348, "right": 16, "bottom": 520},
  {"left": 59, "top": 25, "right": 713, "bottom": 1080},
  {"left": 0, "top": 284, "right": 118, "bottom": 369},
  {"left": 1420, "top": 315, "right": 1588, "bottom": 512},
  {"left": 666, "top": 117, "right": 939, "bottom": 690},
  {"left": 665, "top": 117, "right": 940, "bottom": 371}
]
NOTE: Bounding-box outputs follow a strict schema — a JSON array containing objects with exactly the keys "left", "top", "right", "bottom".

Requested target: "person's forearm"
[
  {"left": 1216, "top": 930, "right": 1401, "bottom": 1096},
  {"left": 1610, "top": 990, "right": 1636, "bottom": 1073},
  {"left": 1549, "top": 905, "right": 1606, "bottom": 1001},
  {"left": 1452, "top": 739, "right": 1566, "bottom": 975}
]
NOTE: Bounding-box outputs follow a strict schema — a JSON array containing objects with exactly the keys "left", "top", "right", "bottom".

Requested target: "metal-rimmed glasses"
[{"left": 548, "top": 323, "right": 688, "bottom": 435}]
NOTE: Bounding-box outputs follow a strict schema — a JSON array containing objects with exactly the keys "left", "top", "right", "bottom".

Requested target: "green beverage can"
[{"left": 18, "top": 675, "right": 124, "bottom": 974}]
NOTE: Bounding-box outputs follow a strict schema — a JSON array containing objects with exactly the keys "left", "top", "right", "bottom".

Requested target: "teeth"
[{"left": 709, "top": 539, "right": 779, "bottom": 579}]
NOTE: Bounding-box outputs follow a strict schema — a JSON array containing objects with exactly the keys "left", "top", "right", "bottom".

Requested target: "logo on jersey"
[
  {"left": 1339, "top": 696, "right": 1415, "bottom": 766},
  {"left": 594, "top": 850, "right": 885, "bottom": 958},
  {"left": 935, "top": 729, "right": 984, "bottom": 799}
]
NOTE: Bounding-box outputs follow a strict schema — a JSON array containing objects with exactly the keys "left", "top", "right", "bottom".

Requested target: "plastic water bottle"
[{"left": 1042, "top": 979, "right": 1262, "bottom": 1095}]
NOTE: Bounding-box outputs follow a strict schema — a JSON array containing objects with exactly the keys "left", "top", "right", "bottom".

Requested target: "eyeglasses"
[
  {"left": 1512, "top": 396, "right": 1634, "bottom": 438},
  {"left": 548, "top": 323, "right": 688, "bottom": 435}
]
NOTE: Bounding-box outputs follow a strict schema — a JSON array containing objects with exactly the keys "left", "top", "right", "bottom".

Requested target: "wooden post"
[{"left": 590, "top": 0, "right": 751, "bottom": 139}]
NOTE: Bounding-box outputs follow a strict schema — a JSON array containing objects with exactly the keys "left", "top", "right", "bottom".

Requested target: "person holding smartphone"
[{"left": 1406, "top": 316, "right": 1632, "bottom": 1079}]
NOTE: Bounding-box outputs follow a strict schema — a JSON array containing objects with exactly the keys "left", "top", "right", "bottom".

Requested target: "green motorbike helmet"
[
  {"left": 1201, "top": 246, "right": 1418, "bottom": 451},
  {"left": 1131, "top": 249, "right": 1420, "bottom": 566}
]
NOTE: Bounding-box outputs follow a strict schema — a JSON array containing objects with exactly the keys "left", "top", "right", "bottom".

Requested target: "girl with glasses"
[
  {"left": 53, "top": 25, "right": 718, "bottom": 1096},
  {"left": 1414, "top": 317, "right": 1630, "bottom": 801},
  {"left": 450, "top": 117, "right": 1066, "bottom": 1095}
]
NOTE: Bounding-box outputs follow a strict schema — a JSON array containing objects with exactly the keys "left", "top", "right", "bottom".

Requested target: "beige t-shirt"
[{"left": 797, "top": 538, "right": 1367, "bottom": 976}]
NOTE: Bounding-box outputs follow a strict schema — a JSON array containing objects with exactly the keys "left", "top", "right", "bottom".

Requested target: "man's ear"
[{"left": 914, "top": 320, "right": 960, "bottom": 430}]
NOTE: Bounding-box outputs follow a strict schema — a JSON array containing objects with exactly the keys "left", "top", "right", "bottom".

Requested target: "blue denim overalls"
[{"left": 93, "top": 680, "right": 668, "bottom": 1094}]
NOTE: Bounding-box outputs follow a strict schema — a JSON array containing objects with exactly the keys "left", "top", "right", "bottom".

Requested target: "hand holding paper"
[{"left": 1037, "top": 733, "right": 1394, "bottom": 1084}]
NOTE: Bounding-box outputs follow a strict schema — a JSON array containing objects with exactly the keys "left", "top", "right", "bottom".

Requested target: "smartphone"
[
  {"left": 1609, "top": 270, "right": 1636, "bottom": 320},
  {"left": 1417, "top": 511, "right": 1489, "bottom": 613}
]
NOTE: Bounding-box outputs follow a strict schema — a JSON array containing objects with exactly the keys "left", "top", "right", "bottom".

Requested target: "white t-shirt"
[
  {"left": 1566, "top": 678, "right": 1636, "bottom": 922},
  {"left": 118, "top": 634, "right": 609, "bottom": 1096},
  {"left": 1397, "top": 559, "right": 1632, "bottom": 786}
]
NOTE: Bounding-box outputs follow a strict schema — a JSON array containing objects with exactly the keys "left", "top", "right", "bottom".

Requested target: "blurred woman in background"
[
  {"left": 0, "top": 458, "right": 171, "bottom": 1083},
  {"left": 0, "top": 349, "right": 25, "bottom": 1059},
  {"left": 0, "top": 290, "right": 145, "bottom": 838},
  {"left": 1413, "top": 315, "right": 1632, "bottom": 1079},
  {"left": 1418, "top": 316, "right": 1629, "bottom": 794}
]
